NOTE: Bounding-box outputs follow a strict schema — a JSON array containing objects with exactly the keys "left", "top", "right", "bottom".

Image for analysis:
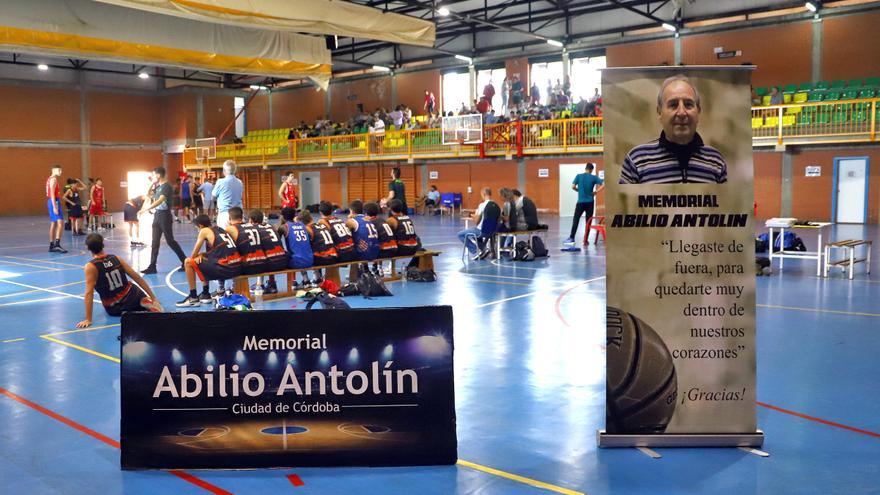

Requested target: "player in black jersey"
[
  {"left": 176, "top": 214, "right": 243, "bottom": 306},
  {"left": 318, "top": 201, "right": 357, "bottom": 262},
  {"left": 224, "top": 207, "right": 268, "bottom": 275},
  {"left": 249, "top": 209, "right": 288, "bottom": 294},
  {"left": 387, "top": 199, "right": 421, "bottom": 256},
  {"left": 304, "top": 209, "right": 337, "bottom": 287},
  {"left": 76, "top": 234, "right": 162, "bottom": 328}
]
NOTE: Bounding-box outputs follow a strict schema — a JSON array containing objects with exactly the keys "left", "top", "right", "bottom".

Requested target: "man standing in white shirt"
[{"left": 212, "top": 160, "right": 243, "bottom": 229}]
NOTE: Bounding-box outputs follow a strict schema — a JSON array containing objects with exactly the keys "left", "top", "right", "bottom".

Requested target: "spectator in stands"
[
  {"left": 483, "top": 80, "right": 496, "bottom": 108},
  {"left": 511, "top": 75, "right": 524, "bottom": 108},
  {"left": 769, "top": 86, "right": 783, "bottom": 105},
  {"left": 369, "top": 116, "right": 385, "bottom": 135},
  {"left": 530, "top": 82, "right": 541, "bottom": 106},
  {"left": 476, "top": 96, "right": 491, "bottom": 115},
  {"left": 485, "top": 109, "right": 498, "bottom": 124},
  {"left": 424, "top": 90, "right": 436, "bottom": 115},
  {"left": 213, "top": 160, "right": 244, "bottom": 229},
  {"left": 501, "top": 76, "right": 510, "bottom": 116},
  {"left": 389, "top": 105, "right": 404, "bottom": 128},
  {"left": 511, "top": 189, "right": 540, "bottom": 231},
  {"left": 563, "top": 76, "right": 572, "bottom": 100},
  {"left": 457, "top": 187, "right": 499, "bottom": 257}
]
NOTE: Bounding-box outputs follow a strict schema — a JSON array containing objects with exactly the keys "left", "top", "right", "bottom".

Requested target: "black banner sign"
[{"left": 121, "top": 307, "right": 456, "bottom": 469}]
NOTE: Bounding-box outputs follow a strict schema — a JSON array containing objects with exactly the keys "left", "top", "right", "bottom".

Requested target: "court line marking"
[
  {"left": 757, "top": 401, "right": 880, "bottom": 438},
  {"left": 0, "top": 386, "right": 233, "bottom": 495},
  {"left": 2, "top": 338, "right": 25, "bottom": 343},
  {"left": 0, "top": 280, "right": 85, "bottom": 299},
  {"left": 41, "top": 324, "right": 585, "bottom": 495},
  {"left": 476, "top": 276, "right": 605, "bottom": 308},
  {"left": 0, "top": 259, "right": 65, "bottom": 271},
  {"left": 0, "top": 296, "right": 70, "bottom": 307},
  {"left": 40, "top": 335, "right": 121, "bottom": 363},
  {"left": 0, "top": 255, "right": 84, "bottom": 268},
  {"left": 457, "top": 459, "right": 585, "bottom": 495},
  {"left": 757, "top": 304, "right": 880, "bottom": 317},
  {"left": 166, "top": 266, "right": 187, "bottom": 296},
  {"left": 555, "top": 278, "right": 606, "bottom": 327}
]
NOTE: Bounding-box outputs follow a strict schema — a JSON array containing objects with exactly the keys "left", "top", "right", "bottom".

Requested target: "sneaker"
[
  {"left": 563, "top": 237, "right": 575, "bottom": 244},
  {"left": 54, "top": 244, "right": 68, "bottom": 254},
  {"left": 212, "top": 289, "right": 228, "bottom": 299},
  {"left": 175, "top": 295, "right": 201, "bottom": 307},
  {"left": 141, "top": 266, "right": 158, "bottom": 275},
  {"left": 198, "top": 292, "right": 213, "bottom": 303}
]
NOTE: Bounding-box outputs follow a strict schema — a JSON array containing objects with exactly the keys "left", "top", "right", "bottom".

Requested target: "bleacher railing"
[{"left": 186, "top": 99, "right": 878, "bottom": 168}]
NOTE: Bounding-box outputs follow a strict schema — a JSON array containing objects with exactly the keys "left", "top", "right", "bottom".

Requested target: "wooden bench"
[
  {"left": 824, "top": 239, "right": 872, "bottom": 279},
  {"left": 232, "top": 250, "right": 442, "bottom": 301},
  {"left": 495, "top": 227, "right": 549, "bottom": 259}
]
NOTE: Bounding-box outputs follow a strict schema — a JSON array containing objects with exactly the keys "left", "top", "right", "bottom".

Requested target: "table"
[{"left": 767, "top": 222, "right": 832, "bottom": 276}]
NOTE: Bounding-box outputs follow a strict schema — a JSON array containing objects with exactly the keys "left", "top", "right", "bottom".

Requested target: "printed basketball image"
[{"left": 606, "top": 307, "right": 677, "bottom": 434}]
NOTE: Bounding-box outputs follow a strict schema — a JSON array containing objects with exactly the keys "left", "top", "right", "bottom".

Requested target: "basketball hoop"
[
  {"left": 194, "top": 137, "right": 217, "bottom": 167},
  {"left": 442, "top": 114, "right": 483, "bottom": 146}
]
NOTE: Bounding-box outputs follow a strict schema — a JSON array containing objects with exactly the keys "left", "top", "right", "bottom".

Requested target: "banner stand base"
[{"left": 597, "top": 429, "right": 764, "bottom": 448}]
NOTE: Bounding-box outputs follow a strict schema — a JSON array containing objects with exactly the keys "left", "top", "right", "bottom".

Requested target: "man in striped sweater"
[{"left": 619, "top": 75, "right": 727, "bottom": 184}]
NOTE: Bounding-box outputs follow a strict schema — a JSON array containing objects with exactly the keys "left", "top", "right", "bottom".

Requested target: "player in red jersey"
[
  {"left": 46, "top": 165, "right": 68, "bottom": 253},
  {"left": 89, "top": 178, "right": 105, "bottom": 230},
  {"left": 278, "top": 172, "right": 299, "bottom": 211}
]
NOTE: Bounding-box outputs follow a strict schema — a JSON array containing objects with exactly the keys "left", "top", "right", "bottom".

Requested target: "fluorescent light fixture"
[
  {"left": 372, "top": 65, "right": 391, "bottom": 72},
  {"left": 437, "top": 6, "right": 450, "bottom": 16},
  {"left": 454, "top": 54, "right": 473, "bottom": 63},
  {"left": 805, "top": 1, "right": 818, "bottom": 12},
  {"left": 662, "top": 23, "right": 678, "bottom": 32},
  {"left": 37, "top": 64, "right": 49, "bottom": 71},
  {"left": 138, "top": 72, "right": 149, "bottom": 79},
  {"left": 249, "top": 84, "right": 269, "bottom": 90},
  {"left": 546, "top": 39, "right": 564, "bottom": 47}
]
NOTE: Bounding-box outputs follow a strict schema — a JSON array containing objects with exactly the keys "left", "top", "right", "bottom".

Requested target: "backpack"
[
  {"left": 338, "top": 283, "right": 360, "bottom": 296},
  {"left": 357, "top": 269, "right": 393, "bottom": 297},
  {"left": 530, "top": 236, "right": 549, "bottom": 258},
  {"left": 755, "top": 236, "right": 768, "bottom": 253},
  {"left": 513, "top": 241, "right": 535, "bottom": 261},
  {"left": 406, "top": 266, "right": 438, "bottom": 282},
  {"left": 305, "top": 292, "right": 351, "bottom": 310}
]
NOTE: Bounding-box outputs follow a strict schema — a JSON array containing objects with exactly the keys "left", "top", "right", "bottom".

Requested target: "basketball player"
[
  {"left": 88, "top": 178, "right": 105, "bottom": 231},
  {"left": 63, "top": 178, "right": 86, "bottom": 236},
  {"left": 76, "top": 234, "right": 163, "bottom": 328},
  {"left": 180, "top": 174, "right": 193, "bottom": 221},
  {"left": 224, "top": 206, "right": 268, "bottom": 275},
  {"left": 46, "top": 165, "right": 68, "bottom": 253},
  {"left": 318, "top": 201, "right": 356, "bottom": 262},
  {"left": 277, "top": 207, "right": 313, "bottom": 289},
  {"left": 191, "top": 176, "right": 204, "bottom": 215},
  {"left": 250, "top": 209, "right": 288, "bottom": 294},
  {"left": 123, "top": 194, "right": 146, "bottom": 247},
  {"left": 305, "top": 209, "right": 338, "bottom": 286},
  {"left": 176, "top": 214, "right": 242, "bottom": 306},
  {"left": 387, "top": 199, "right": 420, "bottom": 256},
  {"left": 278, "top": 172, "right": 299, "bottom": 211},
  {"left": 372, "top": 202, "right": 398, "bottom": 260},
  {"left": 346, "top": 200, "right": 379, "bottom": 261}
]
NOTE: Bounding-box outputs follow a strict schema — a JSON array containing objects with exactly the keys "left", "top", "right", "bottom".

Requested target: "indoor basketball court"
[{"left": 2, "top": 1, "right": 880, "bottom": 494}]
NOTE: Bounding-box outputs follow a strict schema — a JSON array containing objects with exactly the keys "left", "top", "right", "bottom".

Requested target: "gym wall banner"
[
  {"left": 599, "top": 67, "right": 763, "bottom": 448},
  {"left": 120, "top": 307, "right": 457, "bottom": 469}
]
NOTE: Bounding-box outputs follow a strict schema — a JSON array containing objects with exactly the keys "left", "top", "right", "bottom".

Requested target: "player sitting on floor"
[
  {"left": 249, "top": 209, "right": 288, "bottom": 294},
  {"left": 277, "top": 207, "right": 314, "bottom": 289},
  {"left": 318, "top": 201, "right": 357, "bottom": 262},
  {"left": 77, "top": 234, "right": 162, "bottom": 328},
  {"left": 176, "top": 214, "right": 242, "bottom": 306}
]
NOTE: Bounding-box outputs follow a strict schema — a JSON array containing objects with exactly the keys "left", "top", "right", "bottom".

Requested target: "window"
[
  {"left": 442, "top": 72, "right": 471, "bottom": 115},
  {"left": 530, "top": 61, "right": 564, "bottom": 105},
  {"left": 234, "top": 96, "right": 246, "bottom": 137},
  {"left": 570, "top": 55, "right": 606, "bottom": 103},
  {"left": 476, "top": 68, "right": 506, "bottom": 108}
]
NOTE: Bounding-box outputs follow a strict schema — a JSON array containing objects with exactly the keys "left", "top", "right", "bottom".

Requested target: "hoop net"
[
  {"left": 442, "top": 114, "right": 483, "bottom": 145},
  {"left": 194, "top": 137, "right": 217, "bottom": 165}
]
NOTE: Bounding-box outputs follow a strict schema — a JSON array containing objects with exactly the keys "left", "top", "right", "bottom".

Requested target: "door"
[
  {"left": 834, "top": 157, "right": 868, "bottom": 223},
  {"left": 559, "top": 164, "right": 586, "bottom": 216},
  {"left": 299, "top": 172, "right": 321, "bottom": 208}
]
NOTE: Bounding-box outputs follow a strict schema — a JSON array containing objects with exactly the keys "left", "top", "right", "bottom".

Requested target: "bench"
[
  {"left": 824, "top": 240, "right": 872, "bottom": 279},
  {"left": 495, "top": 227, "right": 549, "bottom": 259},
  {"left": 232, "top": 250, "right": 442, "bottom": 301}
]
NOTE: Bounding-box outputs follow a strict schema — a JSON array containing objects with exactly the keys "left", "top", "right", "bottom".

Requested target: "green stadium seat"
[
  {"left": 798, "top": 82, "right": 813, "bottom": 91},
  {"left": 831, "top": 80, "right": 846, "bottom": 89},
  {"left": 823, "top": 91, "right": 841, "bottom": 101},
  {"left": 755, "top": 87, "right": 769, "bottom": 97},
  {"left": 865, "top": 77, "right": 880, "bottom": 88},
  {"left": 858, "top": 89, "right": 876, "bottom": 99},
  {"left": 842, "top": 90, "right": 858, "bottom": 100},
  {"left": 852, "top": 111, "right": 867, "bottom": 123},
  {"left": 807, "top": 90, "right": 825, "bottom": 102},
  {"left": 797, "top": 113, "right": 812, "bottom": 125},
  {"left": 783, "top": 84, "right": 798, "bottom": 93},
  {"left": 847, "top": 79, "right": 863, "bottom": 89},
  {"left": 832, "top": 112, "right": 848, "bottom": 124},
  {"left": 815, "top": 81, "right": 830, "bottom": 90}
]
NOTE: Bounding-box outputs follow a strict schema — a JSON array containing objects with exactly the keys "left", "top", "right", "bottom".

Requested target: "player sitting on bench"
[
  {"left": 248, "top": 209, "right": 288, "bottom": 294},
  {"left": 346, "top": 200, "right": 381, "bottom": 274},
  {"left": 318, "top": 201, "right": 357, "bottom": 262},
  {"left": 371, "top": 201, "right": 398, "bottom": 275},
  {"left": 176, "top": 214, "right": 243, "bottom": 306},
  {"left": 276, "top": 207, "right": 314, "bottom": 290},
  {"left": 304, "top": 209, "right": 338, "bottom": 287},
  {"left": 76, "top": 233, "right": 163, "bottom": 328}
]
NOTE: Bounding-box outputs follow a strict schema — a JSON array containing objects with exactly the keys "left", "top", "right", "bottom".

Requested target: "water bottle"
[{"left": 253, "top": 286, "right": 264, "bottom": 310}]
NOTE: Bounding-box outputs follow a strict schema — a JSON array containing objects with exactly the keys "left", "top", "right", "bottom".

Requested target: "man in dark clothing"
[
  {"left": 141, "top": 166, "right": 188, "bottom": 274},
  {"left": 511, "top": 189, "right": 541, "bottom": 230},
  {"left": 386, "top": 167, "right": 407, "bottom": 212}
]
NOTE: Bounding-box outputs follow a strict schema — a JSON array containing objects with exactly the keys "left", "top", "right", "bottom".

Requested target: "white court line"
[
  {"left": 165, "top": 266, "right": 187, "bottom": 296},
  {"left": 474, "top": 276, "right": 606, "bottom": 308},
  {"left": 0, "top": 259, "right": 64, "bottom": 271},
  {"left": 0, "top": 255, "right": 83, "bottom": 268},
  {"left": 0, "top": 278, "right": 84, "bottom": 299},
  {"left": 0, "top": 280, "right": 85, "bottom": 299},
  {"left": 0, "top": 296, "right": 68, "bottom": 307}
]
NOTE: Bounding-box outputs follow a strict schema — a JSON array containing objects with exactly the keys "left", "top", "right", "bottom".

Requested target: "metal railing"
[{"left": 186, "top": 99, "right": 878, "bottom": 168}]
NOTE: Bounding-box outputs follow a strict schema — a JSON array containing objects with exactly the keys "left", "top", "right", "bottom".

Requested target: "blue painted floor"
[{"left": 0, "top": 214, "right": 877, "bottom": 494}]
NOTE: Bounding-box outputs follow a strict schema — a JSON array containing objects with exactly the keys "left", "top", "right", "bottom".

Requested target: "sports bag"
[
  {"left": 305, "top": 292, "right": 351, "bottom": 310},
  {"left": 357, "top": 269, "right": 393, "bottom": 297},
  {"left": 530, "top": 236, "right": 549, "bottom": 257}
]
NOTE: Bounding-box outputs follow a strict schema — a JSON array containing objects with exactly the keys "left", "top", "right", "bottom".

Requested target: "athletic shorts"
[
  {"left": 336, "top": 248, "right": 357, "bottom": 263},
  {"left": 48, "top": 199, "right": 63, "bottom": 222},
  {"left": 264, "top": 257, "right": 289, "bottom": 273},
  {"left": 104, "top": 286, "right": 148, "bottom": 317},
  {"left": 89, "top": 203, "right": 104, "bottom": 216},
  {"left": 193, "top": 195, "right": 203, "bottom": 208},
  {"left": 123, "top": 204, "right": 139, "bottom": 222},
  {"left": 182, "top": 198, "right": 192, "bottom": 208},
  {"left": 191, "top": 259, "right": 241, "bottom": 282},
  {"left": 312, "top": 255, "right": 338, "bottom": 267},
  {"left": 68, "top": 204, "right": 83, "bottom": 219}
]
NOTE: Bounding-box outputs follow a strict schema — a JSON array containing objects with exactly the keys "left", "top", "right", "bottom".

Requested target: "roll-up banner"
[
  {"left": 120, "top": 307, "right": 457, "bottom": 469},
  {"left": 599, "top": 67, "right": 763, "bottom": 448}
]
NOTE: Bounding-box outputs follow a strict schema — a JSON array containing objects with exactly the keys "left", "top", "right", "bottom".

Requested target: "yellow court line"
[
  {"left": 0, "top": 280, "right": 85, "bottom": 299},
  {"left": 2, "top": 338, "right": 25, "bottom": 343},
  {"left": 39, "top": 335, "right": 120, "bottom": 364},
  {"left": 457, "top": 459, "right": 585, "bottom": 495},
  {"left": 44, "top": 323, "right": 121, "bottom": 338},
  {"left": 1, "top": 255, "right": 83, "bottom": 268},
  {"left": 757, "top": 304, "right": 880, "bottom": 317}
]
